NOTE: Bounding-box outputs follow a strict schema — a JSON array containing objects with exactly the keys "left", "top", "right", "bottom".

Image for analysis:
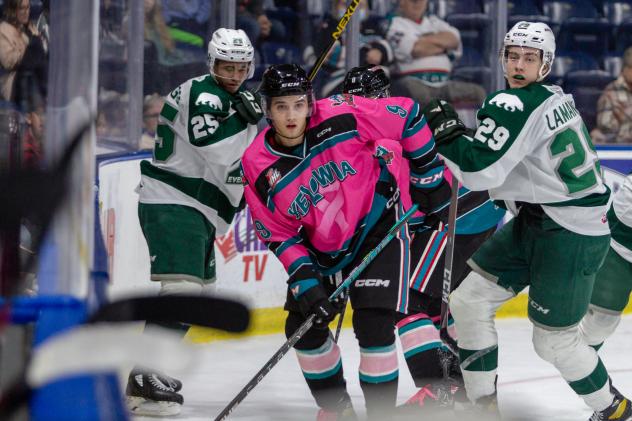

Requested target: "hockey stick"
[
  {"left": 307, "top": 0, "right": 362, "bottom": 82},
  {"left": 333, "top": 293, "right": 349, "bottom": 343},
  {"left": 0, "top": 295, "right": 250, "bottom": 418},
  {"left": 439, "top": 180, "right": 459, "bottom": 356},
  {"left": 214, "top": 204, "right": 418, "bottom": 421},
  {"left": 86, "top": 295, "right": 250, "bottom": 333}
]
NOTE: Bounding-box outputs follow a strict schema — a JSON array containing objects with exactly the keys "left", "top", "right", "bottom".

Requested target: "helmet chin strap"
[{"left": 275, "top": 131, "right": 304, "bottom": 144}]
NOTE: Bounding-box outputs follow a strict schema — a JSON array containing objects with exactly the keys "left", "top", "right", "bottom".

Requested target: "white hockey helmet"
[
  {"left": 207, "top": 28, "right": 255, "bottom": 80},
  {"left": 502, "top": 21, "right": 556, "bottom": 82}
]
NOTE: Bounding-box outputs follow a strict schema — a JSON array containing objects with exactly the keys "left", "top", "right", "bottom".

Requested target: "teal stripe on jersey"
[
  {"left": 403, "top": 103, "right": 423, "bottom": 138},
  {"left": 140, "top": 161, "right": 238, "bottom": 225},
  {"left": 287, "top": 256, "right": 312, "bottom": 276},
  {"left": 270, "top": 130, "right": 358, "bottom": 197},
  {"left": 455, "top": 200, "right": 505, "bottom": 235},
  {"left": 404, "top": 138, "right": 435, "bottom": 160},
  {"left": 275, "top": 235, "right": 303, "bottom": 257}
]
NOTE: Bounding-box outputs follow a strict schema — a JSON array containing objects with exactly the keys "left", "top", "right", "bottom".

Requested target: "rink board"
[{"left": 97, "top": 147, "right": 632, "bottom": 342}]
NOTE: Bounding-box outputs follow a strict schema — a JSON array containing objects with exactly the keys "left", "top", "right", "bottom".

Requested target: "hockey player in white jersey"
[
  {"left": 421, "top": 21, "right": 632, "bottom": 420},
  {"left": 127, "top": 28, "right": 262, "bottom": 416},
  {"left": 580, "top": 174, "right": 632, "bottom": 351}
]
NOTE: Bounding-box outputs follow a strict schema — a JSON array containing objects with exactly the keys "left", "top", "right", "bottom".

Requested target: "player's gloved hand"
[
  {"left": 291, "top": 275, "right": 339, "bottom": 329},
  {"left": 421, "top": 99, "right": 468, "bottom": 145},
  {"left": 233, "top": 90, "right": 264, "bottom": 125}
]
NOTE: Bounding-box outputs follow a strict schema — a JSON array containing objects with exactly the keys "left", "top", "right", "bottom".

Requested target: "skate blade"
[{"left": 127, "top": 396, "right": 182, "bottom": 417}]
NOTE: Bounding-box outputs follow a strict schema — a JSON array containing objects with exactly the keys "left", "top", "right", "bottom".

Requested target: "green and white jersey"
[
  {"left": 138, "top": 74, "right": 258, "bottom": 235},
  {"left": 608, "top": 174, "right": 632, "bottom": 262},
  {"left": 438, "top": 83, "right": 610, "bottom": 236}
]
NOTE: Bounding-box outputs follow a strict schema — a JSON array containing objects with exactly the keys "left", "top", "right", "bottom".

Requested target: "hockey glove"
[
  {"left": 291, "top": 276, "right": 339, "bottom": 329},
  {"left": 233, "top": 90, "right": 263, "bottom": 125},
  {"left": 421, "top": 99, "right": 468, "bottom": 145}
]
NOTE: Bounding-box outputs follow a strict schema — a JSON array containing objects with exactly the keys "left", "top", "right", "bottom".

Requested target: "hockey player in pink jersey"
[
  {"left": 342, "top": 65, "right": 505, "bottom": 413},
  {"left": 241, "top": 63, "right": 450, "bottom": 420}
]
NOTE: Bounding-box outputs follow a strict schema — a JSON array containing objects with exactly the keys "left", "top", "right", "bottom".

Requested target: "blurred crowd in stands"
[{"left": 1, "top": 0, "right": 632, "bottom": 167}]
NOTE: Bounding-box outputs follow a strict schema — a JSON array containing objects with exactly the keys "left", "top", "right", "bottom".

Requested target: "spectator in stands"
[
  {"left": 237, "top": 0, "right": 286, "bottom": 47},
  {"left": 0, "top": 0, "right": 47, "bottom": 105},
  {"left": 386, "top": 0, "right": 486, "bottom": 109},
  {"left": 304, "top": 0, "right": 394, "bottom": 97},
  {"left": 22, "top": 102, "right": 44, "bottom": 169},
  {"left": 160, "top": 0, "right": 211, "bottom": 39},
  {"left": 592, "top": 46, "right": 632, "bottom": 144},
  {"left": 144, "top": 0, "right": 182, "bottom": 66},
  {"left": 139, "top": 93, "right": 164, "bottom": 150}
]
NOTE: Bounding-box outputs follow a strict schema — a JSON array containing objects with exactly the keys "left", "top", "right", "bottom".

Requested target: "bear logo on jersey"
[
  {"left": 489, "top": 93, "right": 524, "bottom": 112},
  {"left": 195, "top": 92, "right": 223, "bottom": 110}
]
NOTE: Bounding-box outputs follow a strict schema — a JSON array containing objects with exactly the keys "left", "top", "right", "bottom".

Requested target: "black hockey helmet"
[
  {"left": 260, "top": 63, "right": 316, "bottom": 118},
  {"left": 260, "top": 63, "right": 313, "bottom": 97},
  {"left": 342, "top": 65, "right": 390, "bottom": 98}
]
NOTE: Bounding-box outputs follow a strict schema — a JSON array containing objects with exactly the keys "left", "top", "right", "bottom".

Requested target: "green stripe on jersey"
[
  {"left": 544, "top": 189, "right": 611, "bottom": 207},
  {"left": 140, "top": 160, "right": 239, "bottom": 225},
  {"left": 161, "top": 102, "right": 178, "bottom": 122}
]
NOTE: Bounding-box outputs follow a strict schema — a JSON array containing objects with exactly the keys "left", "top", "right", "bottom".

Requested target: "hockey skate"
[
  {"left": 396, "top": 379, "right": 465, "bottom": 420},
  {"left": 316, "top": 399, "right": 358, "bottom": 421},
  {"left": 126, "top": 367, "right": 184, "bottom": 416},
  {"left": 588, "top": 388, "right": 632, "bottom": 421},
  {"left": 453, "top": 392, "right": 501, "bottom": 420}
]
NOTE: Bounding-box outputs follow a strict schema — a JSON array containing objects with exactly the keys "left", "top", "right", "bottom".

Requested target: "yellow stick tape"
[{"left": 187, "top": 293, "right": 632, "bottom": 343}]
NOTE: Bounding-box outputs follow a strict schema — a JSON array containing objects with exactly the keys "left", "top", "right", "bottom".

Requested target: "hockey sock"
[
  {"left": 358, "top": 343, "right": 399, "bottom": 419},
  {"left": 295, "top": 337, "right": 347, "bottom": 410},
  {"left": 450, "top": 271, "right": 513, "bottom": 402},
  {"left": 397, "top": 312, "right": 458, "bottom": 385}
]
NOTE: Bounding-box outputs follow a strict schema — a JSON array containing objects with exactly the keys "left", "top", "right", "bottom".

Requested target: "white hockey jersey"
[
  {"left": 609, "top": 175, "right": 632, "bottom": 262},
  {"left": 438, "top": 83, "right": 610, "bottom": 236},
  {"left": 138, "top": 74, "right": 258, "bottom": 235},
  {"left": 386, "top": 15, "right": 462, "bottom": 87}
]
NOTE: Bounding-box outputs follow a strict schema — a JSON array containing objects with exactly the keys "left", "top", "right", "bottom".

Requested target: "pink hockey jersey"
[{"left": 241, "top": 94, "right": 446, "bottom": 280}]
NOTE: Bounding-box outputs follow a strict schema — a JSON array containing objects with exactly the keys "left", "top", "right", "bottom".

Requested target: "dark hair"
[{"left": 3, "top": 0, "right": 29, "bottom": 28}]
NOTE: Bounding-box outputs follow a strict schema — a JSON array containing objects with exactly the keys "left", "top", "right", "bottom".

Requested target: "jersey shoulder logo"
[
  {"left": 195, "top": 92, "right": 223, "bottom": 110},
  {"left": 328, "top": 93, "right": 356, "bottom": 108},
  {"left": 374, "top": 145, "right": 394, "bottom": 165},
  {"left": 489, "top": 93, "right": 524, "bottom": 112},
  {"left": 266, "top": 167, "right": 282, "bottom": 189}
]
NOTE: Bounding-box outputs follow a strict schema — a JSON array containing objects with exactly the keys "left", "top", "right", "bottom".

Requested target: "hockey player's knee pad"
[
  {"left": 580, "top": 305, "right": 621, "bottom": 347},
  {"left": 532, "top": 325, "right": 601, "bottom": 381},
  {"left": 450, "top": 272, "right": 513, "bottom": 350},
  {"left": 159, "top": 279, "right": 203, "bottom": 296},
  {"left": 352, "top": 308, "right": 396, "bottom": 348},
  {"left": 532, "top": 325, "right": 582, "bottom": 365}
]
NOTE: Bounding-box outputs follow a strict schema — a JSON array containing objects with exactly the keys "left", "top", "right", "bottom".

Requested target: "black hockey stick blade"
[{"left": 87, "top": 295, "right": 250, "bottom": 333}]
